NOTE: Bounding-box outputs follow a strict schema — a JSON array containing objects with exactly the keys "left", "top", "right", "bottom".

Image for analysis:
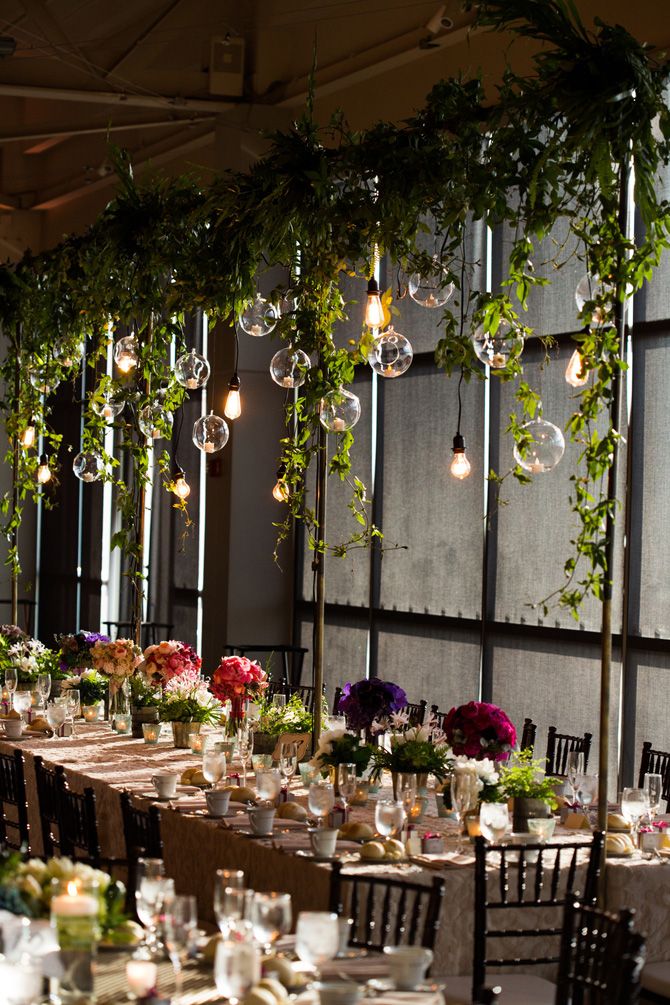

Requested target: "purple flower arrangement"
[
  {"left": 337, "top": 677, "right": 407, "bottom": 732},
  {"left": 443, "top": 700, "right": 517, "bottom": 762},
  {"left": 57, "top": 630, "right": 110, "bottom": 673}
]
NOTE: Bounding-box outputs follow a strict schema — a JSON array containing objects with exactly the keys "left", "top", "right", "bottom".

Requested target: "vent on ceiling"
[{"left": 209, "top": 35, "right": 245, "bottom": 97}]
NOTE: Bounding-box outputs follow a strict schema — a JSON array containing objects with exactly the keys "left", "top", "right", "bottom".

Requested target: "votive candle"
[
  {"left": 126, "top": 959, "right": 158, "bottom": 997},
  {"left": 142, "top": 722, "right": 160, "bottom": 744},
  {"left": 114, "top": 713, "right": 131, "bottom": 734},
  {"left": 188, "top": 731, "right": 204, "bottom": 753},
  {"left": 82, "top": 706, "right": 99, "bottom": 723}
]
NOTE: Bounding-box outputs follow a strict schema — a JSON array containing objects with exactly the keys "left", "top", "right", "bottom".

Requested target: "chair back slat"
[
  {"left": 394, "top": 886, "right": 408, "bottom": 944},
  {"left": 0, "top": 750, "right": 29, "bottom": 850},
  {"left": 34, "top": 756, "right": 66, "bottom": 857},
  {"left": 638, "top": 741, "right": 670, "bottom": 810},
  {"left": 546, "top": 726, "right": 592, "bottom": 776},
  {"left": 520, "top": 717, "right": 537, "bottom": 752},
  {"left": 120, "top": 791, "right": 163, "bottom": 913},
  {"left": 57, "top": 786, "right": 102, "bottom": 867}
]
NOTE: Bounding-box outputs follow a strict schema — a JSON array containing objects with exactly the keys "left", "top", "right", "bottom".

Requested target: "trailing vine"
[{"left": 0, "top": 1, "right": 668, "bottom": 619}]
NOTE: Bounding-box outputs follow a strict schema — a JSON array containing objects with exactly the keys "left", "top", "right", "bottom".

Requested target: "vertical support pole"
[
  {"left": 311, "top": 421, "right": 327, "bottom": 751},
  {"left": 133, "top": 314, "right": 153, "bottom": 647},
  {"left": 10, "top": 327, "right": 21, "bottom": 627}
]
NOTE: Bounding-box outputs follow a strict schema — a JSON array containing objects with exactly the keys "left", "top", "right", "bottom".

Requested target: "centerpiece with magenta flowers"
[
  {"left": 159, "top": 667, "right": 224, "bottom": 747},
  {"left": 209, "top": 655, "right": 268, "bottom": 733}
]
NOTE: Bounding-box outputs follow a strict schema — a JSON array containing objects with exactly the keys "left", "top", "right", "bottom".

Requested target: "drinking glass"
[
  {"left": 271, "top": 694, "right": 287, "bottom": 709},
  {"left": 12, "top": 690, "right": 32, "bottom": 718},
  {"left": 576, "top": 774, "right": 598, "bottom": 828},
  {"left": 336, "top": 763, "right": 357, "bottom": 813},
  {"left": 451, "top": 771, "right": 475, "bottom": 852},
  {"left": 398, "top": 773, "right": 417, "bottom": 822},
  {"left": 479, "top": 802, "right": 510, "bottom": 843},
  {"left": 64, "top": 689, "right": 80, "bottom": 737},
  {"left": 256, "top": 768, "right": 281, "bottom": 803},
  {"left": 621, "top": 787, "right": 650, "bottom": 849},
  {"left": 214, "top": 870, "right": 249, "bottom": 936},
  {"left": 36, "top": 672, "right": 51, "bottom": 709},
  {"left": 295, "top": 912, "right": 339, "bottom": 973},
  {"left": 202, "top": 751, "right": 226, "bottom": 789},
  {"left": 215, "top": 940, "right": 261, "bottom": 1004},
  {"left": 135, "top": 859, "right": 170, "bottom": 956},
  {"left": 161, "top": 894, "right": 198, "bottom": 1004},
  {"left": 643, "top": 773, "right": 663, "bottom": 822},
  {"left": 308, "top": 780, "right": 334, "bottom": 826},
  {"left": 279, "top": 742, "right": 299, "bottom": 791},
  {"left": 237, "top": 728, "right": 253, "bottom": 787},
  {"left": 4, "top": 669, "right": 17, "bottom": 710},
  {"left": 566, "top": 751, "right": 585, "bottom": 806},
  {"left": 249, "top": 891, "right": 292, "bottom": 954},
  {"left": 46, "top": 701, "right": 66, "bottom": 740},
  {"left": 375, "top": 799, "right": 406, "bottom": 839}
]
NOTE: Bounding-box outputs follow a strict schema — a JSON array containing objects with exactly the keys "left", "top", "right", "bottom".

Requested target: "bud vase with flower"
[{"left": 209, "top": 655, "right": 268, "bottom": 736}]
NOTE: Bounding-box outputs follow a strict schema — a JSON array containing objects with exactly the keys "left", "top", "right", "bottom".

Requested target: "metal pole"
[
  {"left": 10, "top": 327, "right": 21, "bottom": 626},
  {"left": 311, "top": 421, "right": 327, "bottom": 751},
  {"left": 597, "top": 158, "right": 632, "bottom": 890},
  {"left": 133, "top": 314, "right": 153, "bottom": 646}
]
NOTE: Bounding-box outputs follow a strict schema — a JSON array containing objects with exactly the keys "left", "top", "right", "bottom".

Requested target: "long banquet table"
[{"left": 2, "top": 723, "right": 668, "bottom": 978}]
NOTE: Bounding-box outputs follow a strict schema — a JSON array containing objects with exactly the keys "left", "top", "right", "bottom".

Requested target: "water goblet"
[
  {"left": 250, "top": 891, "right": 292, "bottom": 955},
  {"left": 479, "top": 801, "right": 510, "bottom": 843},
  {"left": 375, "top": 799, "right": 406, "bottom": 839},
  {"left": 308, "top": 780, "right": 334, "bottom": 827},
  {"left": 12, "top": 690, "right": 32, "bottom": 719},
  {"left": 271, "top": 694, "right": 287, "bottom": 709},
  {"left": 46, "top": 701, "right": 66, "bottom": 740},
  {"left": 36, "top": 672, "right": 51, "bottom": 709},
  {"left": 576, "top": 774, "right": 599, "bottom": 828},
  {"left": 451, "top": 770, "right": 476, "bottom": 852},
  {"left": 214, "top": 884, "right": 251, "bottom": 937},
  {"left": 215, "top": 939, "right": 261, "bottom": 1004},
  {"left": 256, "top": 768, "right": 281, "bottom": 804},
  {"left": 336, "top": 763, "right": 357, "bottom": 814},
  {"left": 643, "top": 773, "right": 663, "bottom": 823},
  {"left": 135, "top": 858, "right": 168, "bottom": 957},
  {"left": 64, "top": 688, "right": 80, "bottom": 737},
  {"left": 295, "top": 911, "right": 339, "bottom": 976},
  {"left": 279, "top": 742, "right": 298, "bottom": 792},
  {"left": 161, "top": 894, "right": 198, "bottom": 1004},
  {"left": 621, "top": 787, "right": 650, "bottom": 850},
  {"left": 566, "top": 751, "right": 585, "bottom": 806},
  {"left": 203, "top": 750, "right": 226, "bottom": 789},
  {"left": 4, "top": 669, "right": 17, "bottom": 710},
  {"left": 237, "top": 728, "right": 253, "bottom": 787}
]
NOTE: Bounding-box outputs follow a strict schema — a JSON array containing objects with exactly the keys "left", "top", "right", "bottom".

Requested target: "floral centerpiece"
[
  {"left": 209, "top": 655, "right": 268, "bottom": 731},
  {"left": 62, "top": 669, "right": 108, "bottom": 708},
  {"left": 0, "top": 627, "right": 61, "bottom": 687},
  {"left": 258, "top": 693, "right": 313, "bottom": 734},
  {"left": 160, "top": 667, "right": 224, "bottom": 746},
  {"left": 140, "top": 640, "right": 201, "bottom": 689},
  {"left": 442, "top": 701, "right": 516, "bottom": 762},
  {"left": 497, "top": 749, "right": 559, "bottom": 830},
  {"left": 0, "top": 850, "right": 141, "bottom": 946},
  {"left": 311, "top": 728, "right": 374, "bottom": 776},
  {"left": 57, "top": 631, "right": 110, "bottom": 674},
  {"left": 372, "top": 724, "right": 451, "bottom": 795},
  {"left": 89, "top": 638, "right": 142, "bottom": 696},
  {"left": 337, "top": 677, "right": 407, "bottom": 735},
  {"left": 438, "top": 756, "right": 502, "bottom": 817}
]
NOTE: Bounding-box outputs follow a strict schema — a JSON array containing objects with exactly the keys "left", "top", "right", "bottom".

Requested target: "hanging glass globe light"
[
  {"left": 319, "top": 387, "right": 361, "bottom": 433},
  {"left": 73, "top": 450, "right": 104, "bottom": 482},
  {"left": 574, "top": 274, "right": 614, "bottom": 328},
  {"left": 192, "top": 412, "right": 229, "bottom": 453},
  {"left": 408, "top": 261, "right": 454, "bottom": 308},
  {"left": 138, "top": 403, "right": 173, "bottom": 441},
  {"left": 277, "top": 288, "right": 297, "bottom": 316},
  {"left": 53, "top": 334, "right": 85, "bottom": 369},
  {"left": 239, "top": 293, "right": 279, "bottom": 337},
  {"left": 513, "top": 417, "right": 565, "bottom": 474},
  {"left": 29, "top": 363, "right": 60, "bottom": 395},
  {"left": 91, "top": 389, "right": 124, "bottom": 422},
  {"left": 114, "top": 333, "right": 139, "bottom": 374},
  {"left": 175, "top": 349, "right": 210, "bottom": 390},
  {"left": 472, "top": 320, "right": 524, "bottom": 369},
  {"left": 367, "top": 326, "right": 413, "bottom": 378},
  {"left": 270, "top": 347, "right": 311, "bottom": 388}
]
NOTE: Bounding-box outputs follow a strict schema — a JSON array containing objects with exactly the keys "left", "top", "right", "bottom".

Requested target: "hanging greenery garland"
[{"left": 0, "top": 0, "right": 668, "bottom": 619}]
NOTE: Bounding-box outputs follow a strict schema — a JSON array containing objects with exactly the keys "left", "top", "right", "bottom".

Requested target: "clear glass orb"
[
  {"left": 192, "top": 412, "right": 229, "bottom": 453},
  {"left": 513, "top": 417, "right": 565, "bottom": 474},
  {"left": 29, "top": 364, "right": 60, "bottom": 395},
  {"left": 73, "top": 450, "right": 104, "bottom": 482},
  {"left": 270, "top": 347, "right": 311, "bottom": 388},
  {"left": 114, "top": 334, "right": 139, "bottom": 374},
  {"left": 92, "top": 389, "right": 124, "bottom": 422},
  {"left": 319, "top": 387, "right": 361, "bottom": 433},
  {"left": 239, "top": 294, "right": 279, "bottom": 337},
  {"left": 276, "top": 289, "right": 297, "bottom": 316},
  {"left": 408, "top": 262, "right": 454, "bottom": 308},
  {"left": 53, "top": 335, "right": 85, "bottom": 369},
  {"left": 175, "top": 349, "right": 210, "bottom": 389},
  {"left": 138, "top": 403, "right": 173, "bottom": 440},
  {"left": 472, "top": 320, "right": 524, "bottom": 369},
  {"left": 367, "top": 326, "right": 413, "bottom": 378},
  {"left": 575, "top": 274, "right": 613, "bottom": 328}
]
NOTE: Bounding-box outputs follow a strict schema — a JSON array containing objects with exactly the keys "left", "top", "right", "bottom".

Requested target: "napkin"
[
  {"left": 170, "top": 796, "right": 208, "bottom": 812},
  {"left": 563, "top": 812, "right": 590, "bottom": 829},
  {"left": 409, "top": 852, "right": 474, "bottom": 870}
]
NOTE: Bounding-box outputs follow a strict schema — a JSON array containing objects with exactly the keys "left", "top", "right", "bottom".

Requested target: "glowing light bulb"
[
  {"left": 114, "top": 334, "right": 139, "bottom": 374},
  {"left": 272, "top": 478, "right": 289, "bottom": 503},
  {"left": 172, "top": 469, "right": 191, "bottom": 500},
  {"left": 37, "top": 455, "right": 51, "bottom": 484},
  {"left": 20, "top": 421, "right": 36, "bottom": 449},
  {"left": 565, "top": 349, "right": 589, "bottom": 387},
  {"left": 364, "top": 278, "right": 385, "bottom": 329},
  {"left": 224, "top": 374, "right": 242, "bottom": 420},
  {"left": 450, "top": 434, "right": 471, "bottom": 480}
]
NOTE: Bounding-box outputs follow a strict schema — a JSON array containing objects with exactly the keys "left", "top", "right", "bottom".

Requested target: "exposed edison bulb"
[
  {"left": 272, "top": 478, "right": 290, "bottom": 503},
  {"left": 565, "top": 348, "right": 589, "bottom": 387},
  {"left": 364, "top": 278, "right": 385, "bottom": 329},
  {"left": 450, "top": 434, "right": 471, "bottom": 480},
  {"left": 36, "top": 454, "right": 52, "bottom": 484},
  {"left": 224, "top": 374, "right": 242, "bottom": 420},
  {"left": 172, "top": 469, "right": 191, "bottom": 500},
  {"left": 114, "top": 333, "right": 139, "bottom": 374},
  {"left": 20, "top": 421, "right": 36, "bottom": 449}
]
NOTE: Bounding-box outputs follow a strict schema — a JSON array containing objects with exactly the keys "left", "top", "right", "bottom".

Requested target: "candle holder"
[
  {"left": 82, "top": 704, "right": 102, "bottom": 723},
  {"left": 350, "top": 780, "right": 370, "bottom": 806},
  {"left": 114, "top": 712, "right": 131, "bottom": 734},
  {"left": 126, "top": 959, "right": 159, "bottom": 999},
  {"left": 188, "top": 731, "right": 204, "bottom": 754},
  {"left": 142, "top": 722, "right": 161, "bottom": 745},
  {"left": 50, "top": 878, "right": 101, "bottom": 1004}
]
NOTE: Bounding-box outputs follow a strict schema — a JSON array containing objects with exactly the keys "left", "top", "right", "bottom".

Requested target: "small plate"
[
  {"left": 237, "top": 830, "right": 273, "bottom": 839},
  {"left": 367, "top": 979, "right": 445, "bottom": 993},
  {"left": 295, "top": 849, "right": 341, "bottom": 862}
]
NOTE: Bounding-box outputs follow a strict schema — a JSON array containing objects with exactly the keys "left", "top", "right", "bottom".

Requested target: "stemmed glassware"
[
  {"left": 135, "top": 859, "right": 174, "bottom": 958},
  {"left": 375, "top": 799, "right": 406, "bottom": 840},
  {"left": 46, "top": 701, "right": 66, "bottom": 740},
  {"left": 308, "top": 780, "right": 334, "bottom": 827},
  {"left": 215, "top": 940, "right": 261, "bottom": 1005},
  {"left": 279, "top": 742, "right": 298, "bottom": 792},
  {"left": 249, "top": 891, "right": 292, "bottom": 955},
  {"left": 13, "top": 690, "right": 32, "bottom": 719},
  {"left": 621, "top": 787, "right": 650, "bottom": 850},
  {"left": 237, "top": 728, "right": 253, "bottom": 787},
  {"left": 161, "top": 894, "right": 198, "bottom": 1004},
  {"left": 4, "top": 668, "right": 17, "bottom": 711},
  {"left": 271, "top": 694, "right": 287, "bottom": 709},
  {"left": 576, "top": 774, "right": 598, "bottom": 828},
  {"left": 256, "top": 768, "right": 281, "bottom": 804},
  {"left": 64, "top": 689, "right": 80, "bottom": 737},
  {"left": 295, "top": 911, "right": 339, "bottom": 977},
  {"left": 566, "top": 751, "right": 585, "bottom": 806},
  {"left": 213, "top": 870, "right": 248, "bottom": 936},
  {"left": 336, "top": 763, "right": 357, "bottom": 815},
  {"left": 451, "top": 771, "right": 475, "bottom": 852},
  {"left": 643, "top": 773, "right": 663, "bottom": 823},
  {"left": 36, "top": 672, "right": 51, "bottom": 710},
  {"left": 479, "top": 802, "right": 510, "bottom": 843},
  {"left": 398, "top": 773, "right": 417, "bottom": 823},
  {"left": 202, "top": 750, "right": 226, "bottom": 789}
]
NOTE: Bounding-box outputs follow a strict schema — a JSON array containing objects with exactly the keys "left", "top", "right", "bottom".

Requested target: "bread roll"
[
  {"left": 360, "top": 840, "right": 386, "bottom": 861},
  {"left": 180, "top": 767, "right": 196, "bottom": 785},
  {"left": 606, "top": 832, "right": 634, "bottom": 855},
  {"left": 606, "top": 812, "right": 632, "bottom": 833},
  {"left": 339, "top": 821, "right": 374, "bottom": 842},
  {"left": 383, "top": 838, "right": 406, "bottom": 861},
  {"left": 225, "top": 785, "right": 257, "bottom": 803},
  {"left": 276, "top": 801, "right": 307, "bottom": 822}
]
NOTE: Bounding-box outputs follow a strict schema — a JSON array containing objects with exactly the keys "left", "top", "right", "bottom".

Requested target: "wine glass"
[
  {"left": 451, "top": 771, "right": 475, "bottom": 852},
  {"left": 397, "top": 773, "right": 417, "bottom": 823},
  {"left": 256, "top": 768, "right": 281, "bottom": 804},
  {"left": 643, "top": 773, "right": 663, "bottom": 823},
  {"left": 202, "top": 751, "right": 226, "bottom": 789},
  {"left": 161, "top": 894, "right": 198, "bottom": 1004},
  {"left": 214, "top": 871, "right": 249, "bottom": 936},
  {"left": 4, "top": 669, "right": 17, "bottom": 711},
  {"left": 13, "top": 690, "right": 32, "bottom": 719},
  {"left": 135, "top": 859, "right": 171, "bottom": 957},
  {"left": 621, "top": 787, "right": 650, "bottom": 850},
  {"left": 237, "top": 728, "right": 253, "bottom": 787},
  {"left": 576, "top": 774, "right": 599, "bottom": 828},
  {"left": 272, "top": 694, "right": 287, "bottom": 709},
  {"left": 46, "top": 701, "right": 66, "bottom": 740},
  {"left": 308, "top": 780, "right": 334, "bottom": 827},
  {"left": 336, "top": 763, "right": 357, "bottom": 814},
  {"left": 36, "top": 673, "right": 51, "bottom": 709},
  {"left": 279, "top": 742, "right": 298, "bottom": 792},
  {"left": 295, "top": 912, "right": 339, "bottom": 976},
  {"left": 64, "top": 689, "right": 80, "bottom": 738},
  {"left": 375, "top": 799, "right": 406, "bottom": 839},
  {"left": 249, "top": 891, "right": 292, "bottom": 955},
  {"left": 566, "top": 751, "right": 585, "bottom": 806},
  {"left": 479, "top": 802, "right": 510, "bottom": 843},
  {"left": 215, "top": 940, "right": 261, "bottom": 1004}
]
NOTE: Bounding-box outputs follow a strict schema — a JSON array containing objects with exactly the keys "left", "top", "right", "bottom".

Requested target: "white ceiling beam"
[
  {"left": 0, "top": 83, "right": 236, "bottom": 114},
  {"left": 0, "top": 114, "right": 216, "bottom": 148}
]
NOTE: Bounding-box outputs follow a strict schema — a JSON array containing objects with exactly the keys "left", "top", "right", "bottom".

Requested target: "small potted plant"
[
  {"left": 159, "top": 668, "right": 223, "bottom": 747},
  {"left": 254, "top": 693, "right": 316, "bottom": 757},
  {"left": 128, "top": 675, "right": 161, "bottom": 737},
  {"left": 372, "top": 725, "right": 451, "bottom": 800},
  {"left": 498, "top": 749, "right": 560, "bottom": 832},
  {"left": 64, "top": 669, "right": 109, "bottom": 721},
  {"left": 311, "top": 728, "right": 374, "bottom": 794}
]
